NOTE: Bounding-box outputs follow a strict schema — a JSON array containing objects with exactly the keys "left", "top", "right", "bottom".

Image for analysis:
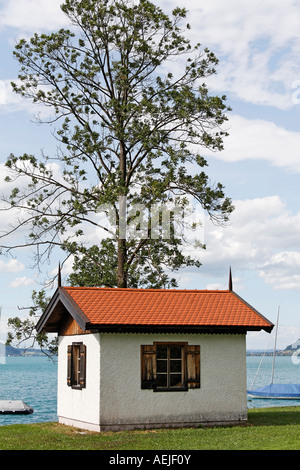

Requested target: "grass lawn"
[{"left": 0, "top": 406, "right": 300, "bottom": 450}]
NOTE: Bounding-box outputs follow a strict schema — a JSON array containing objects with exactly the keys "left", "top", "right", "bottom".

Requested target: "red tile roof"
[{"left": 58, "top": 286, "right": 273, "bottom": 332}]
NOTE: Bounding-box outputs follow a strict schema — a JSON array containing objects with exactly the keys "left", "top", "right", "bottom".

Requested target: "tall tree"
[{"left": 1, "top": 0, "right": 233, "bottom": 289}]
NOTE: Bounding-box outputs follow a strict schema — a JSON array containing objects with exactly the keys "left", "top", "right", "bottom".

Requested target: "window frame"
[
  {"left": 67, "top": 342, "right": 86, "bottom": 390},
  {"left": 141, "top": 341, "right": 200, "bottom": 392},
  {"left": 155, "top": 342, "right": 187, "bottom": 392}
]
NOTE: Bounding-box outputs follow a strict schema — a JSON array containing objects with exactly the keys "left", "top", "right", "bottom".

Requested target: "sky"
[{"left": 1, "top": 0, "right": 300, "bottom": 350}]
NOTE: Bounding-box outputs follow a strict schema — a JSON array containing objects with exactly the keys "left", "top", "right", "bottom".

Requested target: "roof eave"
[
  {"left": 86, "top": 323, "right": 273, "bottom": 334},
  {"left": 231, "top": 291, "right": 274, "bottom": 331},
  {"left": 35, "top": 287, "right": 89, "bottom": 334}
]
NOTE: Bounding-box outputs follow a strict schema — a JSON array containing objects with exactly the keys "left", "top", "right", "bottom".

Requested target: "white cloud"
[
  {"left": 209, "top": 114, "right": 300, "bottom": 173},
  {"left": 248, "top": 323, "right": 300, "bottom": 352},
  {"left": 9, "top": 276, "right": 34, "bottom": 288},
  {"left": 0, "top": 78, "right": 57, "bottom": 118},
  {"left": 0, "top": 79, "right": 28, "bottom": 111},
  {"left": 195, "top": 195, "right": 300, "bottom": 291},
  {"left": 170, "top": 0, "right": 300, "bottom": 109},
  {"left": 258, "top": 252, "right": 300, "bottom": 291},
  {"left": 205, "top": 282, "right": 225, "bottom": 290},
  {"left": 0, "top": 0, "right": 68, "bottom": 32},
  {"left": 0, "top": 258, "right": 24, "bottom": 273}
]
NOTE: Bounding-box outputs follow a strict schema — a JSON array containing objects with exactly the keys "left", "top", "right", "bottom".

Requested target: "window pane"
[
  {"left": 72, "top": 345, "right": 80, "bottom": 385},
  {"left": 170, "top": 345, "right": 182, "bottom": 359},
  {"left": 154, "top": 344, "right": 184, "bottom": 390},
  {"left": 157, "top": 359, "right": 167, "bottom": 373},
  {"left": 156, "top": 374, "right": 168, "bottom": 387},
  {"left": 170, "top": 359, "right": 182, "bottom": 373},
  {"left": 156, "top": 345, "right": 167, "bottom": 359},
  {"left": 170, "top": 374, "right": 182, "bottom": 387}
]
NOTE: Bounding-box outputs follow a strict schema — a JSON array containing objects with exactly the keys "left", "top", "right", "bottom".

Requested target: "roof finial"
[
  {"left": 229, "top": 266, "right": 233, "bottom": 291},
  {"left": 58, "top": 262, "right": 62, "bottom": 288}
]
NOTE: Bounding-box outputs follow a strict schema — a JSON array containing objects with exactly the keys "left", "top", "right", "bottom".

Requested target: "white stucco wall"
[
  {"left": 57, "top": 334, "right": 101, "bottom": 431},
  {"left": 99, "top": 333, "right": 247, "bottom": 430},
  {"left": 57, "top": 332, "right": 247, "bottom": 432}
]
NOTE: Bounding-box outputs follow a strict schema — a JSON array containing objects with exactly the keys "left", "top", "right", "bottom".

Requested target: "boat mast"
[{"left": 271, "top": 306, "right": 280, "bottom": 385}]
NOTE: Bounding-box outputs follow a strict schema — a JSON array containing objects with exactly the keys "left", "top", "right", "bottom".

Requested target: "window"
[
  {"left": 141, "top": 342, "right": 200, "bottom": 391},
  {"left": 156, "top": 344, "right": 184, "bottom": 389},
  {"left": 67, "top": 342, "right": 86, "bottom": 389}
]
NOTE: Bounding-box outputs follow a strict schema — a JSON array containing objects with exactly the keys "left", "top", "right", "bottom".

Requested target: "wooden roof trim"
[
  {"left": 59, "top": 287, "right": 90, "bottom": 330},
  {"left": 35, "top": 288, "right": 59, "bottom": 333},
  {"left": 35, "top": 287, "right": 89, "bottom": 334}
]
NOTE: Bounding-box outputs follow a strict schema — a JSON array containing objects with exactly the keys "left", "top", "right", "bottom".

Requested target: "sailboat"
[
  {"left": 247, "top": 307, "right": 300, "bottom": 400},
  {"left": 0, "top": 308, "right": 34, "bottom": 414}
]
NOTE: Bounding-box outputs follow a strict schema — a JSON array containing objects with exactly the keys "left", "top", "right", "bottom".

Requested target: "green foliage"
[{"left": 68, "top": 237, "right": 200, "bottom": 289}]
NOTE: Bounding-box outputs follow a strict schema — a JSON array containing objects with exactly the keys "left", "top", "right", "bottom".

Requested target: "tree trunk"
[
  {"left": 117, "top": 141, "right": 127, "bottom": 288},
  {"left": 117, "top": 237, "right": 127, "bottom": 288}
]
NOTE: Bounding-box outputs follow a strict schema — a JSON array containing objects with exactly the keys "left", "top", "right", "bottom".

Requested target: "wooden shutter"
[
  {"left": 79, "top": 343, "right": 86, "bottom": 389},
  {"left": 67, "top": 345, "right": 72, "bottom": 387},
  {"left": 186, "top": 345, "right": 200, "bottom": 389},
  {"left": 141, "top": 344, "right": 156, "bottom": 389}
]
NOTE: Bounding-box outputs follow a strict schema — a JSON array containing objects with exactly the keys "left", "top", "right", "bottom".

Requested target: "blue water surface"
[
  {"left": 247, "top": 355, "right": 300, "bottom": 409},
  {"left": 0, "top": 356, "right": 57, "bottom": 426}
]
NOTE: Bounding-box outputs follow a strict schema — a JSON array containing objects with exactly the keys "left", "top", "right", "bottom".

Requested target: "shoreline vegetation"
[{"left": 0, "top": 406, "right": 299, "bottom": 450}]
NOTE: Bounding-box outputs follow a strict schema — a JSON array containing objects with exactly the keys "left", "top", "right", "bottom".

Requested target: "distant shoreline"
[
  {"left": 0, "top": 343, "right": 55, "bottom": 357},
  {"left": 247, "top": 350, "right": 298, "bottom": 356},
  {"left": 2, "top": 342, "right": 298, "bottom": 358}
]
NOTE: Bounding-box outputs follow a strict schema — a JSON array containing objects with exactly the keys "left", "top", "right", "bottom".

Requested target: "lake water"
[
  {"left": 0, "top": 356, "right": 57, "bottom": 426},
  {"left": 247, "top": 354, "right": 300, "bottom": 409},
  {"left": 0, "top": 354, "right": 299, "bottom": 426}
]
